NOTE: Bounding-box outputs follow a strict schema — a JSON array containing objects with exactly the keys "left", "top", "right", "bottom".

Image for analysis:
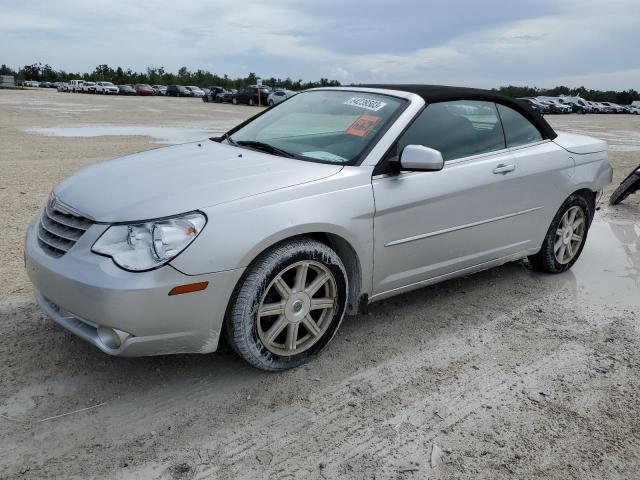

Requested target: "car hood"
[{"left": 54, "top": 141, "right": 343, "bottom": 222}]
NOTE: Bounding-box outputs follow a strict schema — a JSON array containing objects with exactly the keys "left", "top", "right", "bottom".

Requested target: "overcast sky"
[{"left": 1, "top": 0, "right": 639, "bottom": 89}]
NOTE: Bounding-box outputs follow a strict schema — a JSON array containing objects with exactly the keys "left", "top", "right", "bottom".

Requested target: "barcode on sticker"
[{"left": 343, "top": 97, "right": 387, "bottom": 111}]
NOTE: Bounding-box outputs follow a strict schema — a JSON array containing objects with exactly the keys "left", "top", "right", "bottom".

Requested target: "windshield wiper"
[{"left": 235, "top": 140, "right": 295, "bottom": 158}]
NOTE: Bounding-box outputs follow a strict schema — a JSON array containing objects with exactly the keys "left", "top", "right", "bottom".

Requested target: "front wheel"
[
  {"left": 226, "top": 238, "right": 348, "bottom": 371},
  {"left": 528, "top": 194, "right": 592, "bottom": 273}
]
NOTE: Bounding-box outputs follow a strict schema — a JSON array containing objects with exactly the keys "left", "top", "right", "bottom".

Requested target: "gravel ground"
[{"left": 1, "top": 89, "right": 639, "bottom": 479}]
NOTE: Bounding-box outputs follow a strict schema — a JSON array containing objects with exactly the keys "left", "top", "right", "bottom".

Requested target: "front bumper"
[{"left": 25, "top": 219, "right": 244, "bottom": 356}]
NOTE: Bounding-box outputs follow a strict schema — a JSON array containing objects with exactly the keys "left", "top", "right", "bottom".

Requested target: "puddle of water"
[
  {"left": 26, "top": 125, "right": 223, "bottom": 144},
  {"left": 0, "top": 97, "right": 108, "bottom": 114},
  {"left": 571, "top": 218, "right": 640, "bottom": 308}
]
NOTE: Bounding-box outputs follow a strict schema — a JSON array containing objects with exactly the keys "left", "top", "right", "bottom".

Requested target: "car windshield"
[
  {"left": 102, "top": 82, "right": 114, "bottom": 86},
  {"left": 227, "top": 90, "right": 406, "bottom": 164}
]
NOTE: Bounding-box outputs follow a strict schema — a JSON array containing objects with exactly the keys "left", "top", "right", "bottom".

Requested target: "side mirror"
[{"left": 400, "top": 145, "right": 444, "bottom": 172}]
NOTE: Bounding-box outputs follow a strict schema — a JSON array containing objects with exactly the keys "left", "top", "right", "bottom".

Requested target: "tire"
[
  {"left": 268, "top": 100, "right": 274, "bottom": 106},
  {"left": 226, "top": 238, "right": 348, "bottom": 371},
  {"left": 610, "top": 174, "right": 640, "bottom": 205},
  {"left": 528, "top": 193, "right": 592, "bottom": 273}
]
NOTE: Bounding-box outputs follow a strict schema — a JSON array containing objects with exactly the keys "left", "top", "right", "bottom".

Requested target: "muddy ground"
[{"left": 0, "top": 89, "right": 639, "bottom": 479}]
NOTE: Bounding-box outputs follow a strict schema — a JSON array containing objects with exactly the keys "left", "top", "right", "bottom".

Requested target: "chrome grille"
[{"left": 37, "top": 203, "right": 93, "bottom": 257}]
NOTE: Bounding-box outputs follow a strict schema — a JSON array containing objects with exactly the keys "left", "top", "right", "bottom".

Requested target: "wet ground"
[
  {"left": 1, "top": 89, "right": 639, "bottom": 479},
  {"left": 25, "top": 126, "right": 223, "bottom": 144}
]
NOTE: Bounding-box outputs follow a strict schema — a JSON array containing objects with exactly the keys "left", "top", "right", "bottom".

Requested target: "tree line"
[
  {"left": 0, "top": 63, "right": 341, "bottom": 91},
  {"left": 1, "top": 63, "right": 638, "bottom": 104}
]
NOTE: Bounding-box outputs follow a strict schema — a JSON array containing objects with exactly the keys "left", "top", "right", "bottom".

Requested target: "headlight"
[{"left": 92, "top": 212, "right": 206, "bottom": 271}]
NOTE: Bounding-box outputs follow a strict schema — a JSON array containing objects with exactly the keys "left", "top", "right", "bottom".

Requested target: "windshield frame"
[{"left": 221, "top": 89, "right": 410, "bottom": 166}]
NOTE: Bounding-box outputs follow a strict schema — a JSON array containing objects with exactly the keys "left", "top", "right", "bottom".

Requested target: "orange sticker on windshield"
[{"left": 345, "top": 114, "right": 382, "bottom": 137}]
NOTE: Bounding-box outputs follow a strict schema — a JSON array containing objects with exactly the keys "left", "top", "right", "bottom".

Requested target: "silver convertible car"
[{"left": 25, "top": 85, "right": 612, "bottom": 371}]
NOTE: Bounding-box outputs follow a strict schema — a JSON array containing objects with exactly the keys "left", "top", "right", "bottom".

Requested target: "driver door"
[{"left": 372, "top": 100, "right": 540, "bottom": 296}]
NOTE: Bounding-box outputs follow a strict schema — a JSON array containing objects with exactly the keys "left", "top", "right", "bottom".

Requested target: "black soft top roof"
[{"left": 359, "top": 84, "right": 557, "bottom": 140}]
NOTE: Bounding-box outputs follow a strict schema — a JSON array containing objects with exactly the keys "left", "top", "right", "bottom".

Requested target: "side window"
[
  {"left": 394, "top": 100, "right": 506, "bottom": 162},
  {"left": 497, "top": 104, "right": 543, "bottom": 148}
]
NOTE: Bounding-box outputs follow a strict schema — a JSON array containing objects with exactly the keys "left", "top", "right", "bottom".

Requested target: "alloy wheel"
[
  {"left": 257, "top": 260, "right": 337, "bottom": 356},
  {"left": 554, "top": 205, "right": 586, "bottom": 264}
]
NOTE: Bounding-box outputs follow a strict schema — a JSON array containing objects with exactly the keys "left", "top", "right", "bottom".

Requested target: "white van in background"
[{"left": 69, "top": 79, "right": 84, "bottom": 92}]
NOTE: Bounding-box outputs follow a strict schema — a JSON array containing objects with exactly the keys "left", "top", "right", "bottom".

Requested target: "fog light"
[{"left": 97, "top": 327, "right": 123, "bottom": 349}]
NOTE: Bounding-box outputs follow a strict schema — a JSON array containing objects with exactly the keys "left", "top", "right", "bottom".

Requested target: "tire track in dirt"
[{"left": 191, "top": 301, "right": 580, "bottom": 479}]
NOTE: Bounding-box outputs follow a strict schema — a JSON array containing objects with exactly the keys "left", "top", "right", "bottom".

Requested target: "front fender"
[{"left": 169, "top": 166, "right": 376, "bottom": 295}]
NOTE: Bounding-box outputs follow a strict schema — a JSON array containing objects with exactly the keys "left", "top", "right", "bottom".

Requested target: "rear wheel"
[
  {"left": 528, "top": 194, "right": 591, "bottom": 273},
  {"left": 226, "top": 238, "right": 348, "bottom": 371}
]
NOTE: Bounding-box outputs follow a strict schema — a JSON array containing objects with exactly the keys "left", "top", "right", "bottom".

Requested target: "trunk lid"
[{"left": 553, "top": 132, "right": 608, "bottom": 155}]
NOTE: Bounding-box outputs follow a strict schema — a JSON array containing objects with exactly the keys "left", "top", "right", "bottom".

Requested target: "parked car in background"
[
  {"left": 166, "top": 85, "right": 193, "bottom": 97},
  {"left": 81, "top": 81, "right": 97, "bottom": 93},
  {"left": 537, "top": 98, "right": 572, "bottom": 114},
  {"left": 25, "top": 85, "right": 612, "bottom": 371},
  {"left": 134, "top": 84, "right": 155, "bottom": 96},
  {"left": 39, "top": 82, "right": 52, "bottom": 88},
  {"left": 518, "top": 98, "right": 549, "bottom": 114},
  {"left": 95, "top": 81, "right": 119, "bottom": 95},
  {"left": 216, "top": 89, "right": 235, "bottom": 103},
  {"left": 152, "top": 85, "right": 167, "bottom": 95},
  {"left": 117, "top": 84, "right": 137, "bottom": 95},
  {"left": 185, "top": 86, "right": 205, "bottom": 97},
  {"left": 586, "top": 101, "right": 607, "bottom": 113},
  {"left": 267, "top": 89, "right": 296, "bottom": 106},
  {"left": 202, "top": 86, "right": 226, "bottom": 102},
  {"left": 57, "top": 83, "right": 70, "bottom": 92},
  {"left": 600, "top": 102, "right": 625, "bottom": 113},
  {"left": 233, "top": 85, "right": 271, "bottom": 106},
  {"left": 559, "top": 98, "right": 591, "bottom": 113}
]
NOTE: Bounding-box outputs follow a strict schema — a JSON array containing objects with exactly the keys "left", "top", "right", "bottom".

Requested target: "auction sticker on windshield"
[
  {"left": 345, "top": 114, "right": 382, "bottom": 137},
  {"left": 343, "top": 97, "right": 387, "bottom": 111}
]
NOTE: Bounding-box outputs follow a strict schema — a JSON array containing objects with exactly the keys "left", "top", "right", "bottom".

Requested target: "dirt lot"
[{"left": 1, "top": 89, "right": 639, "bottom": 479}]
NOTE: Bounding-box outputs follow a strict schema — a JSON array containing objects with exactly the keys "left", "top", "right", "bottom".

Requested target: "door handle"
[{"left": 493, "top": 164, "right": 516, "bottom": 174}]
